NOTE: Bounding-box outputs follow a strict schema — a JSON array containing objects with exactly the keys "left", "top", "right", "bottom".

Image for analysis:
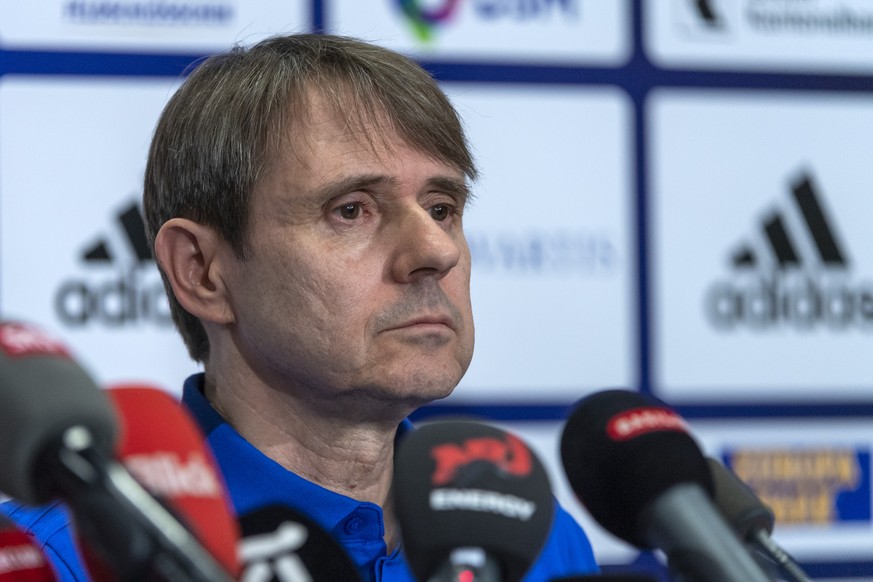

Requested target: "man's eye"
[
  {"left": 430, "top": 204, "right": 451, "bottom": 221},
  {"left": 338, "top": 202, "right": 362, "bottom": 220}
]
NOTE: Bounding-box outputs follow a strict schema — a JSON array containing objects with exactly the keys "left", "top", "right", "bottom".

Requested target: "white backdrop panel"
[
  {"left": 0, "top": 76, "right": 200, "bottom": 395},
  {"left": 646, "top": 0, "right": 873, "bottom": 74},
  {"left": 327, "top": 0, "right": 630, "bottom": 65},
  {"left": 444, "top": 84, "right": 636, "bottom": 402},
  {"left": 0, "top": 0, "right": 308, "bottom": 52},
  {"left": 649, "top": 88, "right": 873, "bottom": 402}
]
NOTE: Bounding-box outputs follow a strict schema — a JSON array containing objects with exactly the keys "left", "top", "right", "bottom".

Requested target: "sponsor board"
[
  {"left": 693, "top": 418, "right": 873, "bottom": 562},
  {"left": 495, "top": 417, "right": 873, "bottom": 567},
  {"left": 647, "top": 0, "right": 873, "bottom": 74},
  {"left": 327, "top": 0, "right": 630, "bottom": 65},
  {"left": 441, "top": 85, "right": 635, "bottom": 401},
  {"left": 0, "top": 1, "right": 308, "bottom": 52},
  {"left": 649, "top": 89, "right": 873, "bottom": 402},
  {"left": 725, "top": 448, "right": 870, "bottom": 525},
  {"left": 0, "top": 77, "right": 200, "bottom": 396}
]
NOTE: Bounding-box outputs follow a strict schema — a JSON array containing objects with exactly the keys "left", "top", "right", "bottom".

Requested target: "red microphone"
[
  {"left": 100, "top": 385, "right": 241, "bottom": 579},
  {"left": 0, "top": 514, "right": 56, "bottom": 582}
]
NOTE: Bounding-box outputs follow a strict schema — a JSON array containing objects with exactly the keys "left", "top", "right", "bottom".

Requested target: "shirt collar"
[{"left": 181, "top": 372, "right": 413, "bottom": 537}]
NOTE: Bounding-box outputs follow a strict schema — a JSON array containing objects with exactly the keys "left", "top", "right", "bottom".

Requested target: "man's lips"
[{"left": 387, "top": 315, "right": 455, "bottom": 331}]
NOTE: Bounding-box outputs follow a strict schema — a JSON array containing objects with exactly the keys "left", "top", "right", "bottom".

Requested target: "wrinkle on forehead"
[{"left": 272, "top": 85, "right": 404, "bottom": 175}]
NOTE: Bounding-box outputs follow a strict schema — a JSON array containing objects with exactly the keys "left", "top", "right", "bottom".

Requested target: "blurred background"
[{"left": 1, "top": 0, "right": 872, "bottom": 579}]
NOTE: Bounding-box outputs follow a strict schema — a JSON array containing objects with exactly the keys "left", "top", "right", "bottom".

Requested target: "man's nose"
[{"left": 389, "top": 206, "right": 462, "bottom": 284}]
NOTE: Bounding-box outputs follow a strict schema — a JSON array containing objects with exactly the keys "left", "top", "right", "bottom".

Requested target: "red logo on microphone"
[
  {"left": 607, "top": 406, "right": 688, "bottom": 441},
  {"left": 0, "top": 322, "right": 71, "bottom": 359},
  {"left": 430, "top": 434, "right": 532, "bottom": 485}
]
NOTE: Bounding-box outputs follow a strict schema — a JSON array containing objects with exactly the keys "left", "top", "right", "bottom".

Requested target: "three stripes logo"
[
  {"left": 691, "top": 0, "right": 726, "bottom": 30},
  {"left": 676, "top": 0, "right": 732, "bottom": 34},
  {"left": 54, "top": 200, "right": 171, "bottom": 327},
  {"left": 705, "top": 171, "right": 873, "bottom": 330}
]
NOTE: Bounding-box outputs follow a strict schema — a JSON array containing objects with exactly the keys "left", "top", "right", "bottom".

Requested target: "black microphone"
[
  {"left": 393, "top": 420, "right": 554, "bottom": 582},
  {"left": 0, "top": 320, "right": 233, "bottom": 582},
  {"left": 559, "top": 389, "right": 773, "bottom": 582},
  {"left": 707, "top": 458, "right": 812, "bottom": 582},
  {"left": 238, "top": 504, "right": 362, "bottom": 581}
]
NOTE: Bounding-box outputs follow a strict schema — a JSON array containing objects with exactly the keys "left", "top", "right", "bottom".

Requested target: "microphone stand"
[{"left": 46, "top": 425, "right": 234, "bottom": 582}]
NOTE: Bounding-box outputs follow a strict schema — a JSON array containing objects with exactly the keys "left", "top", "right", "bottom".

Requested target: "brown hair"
[{"left": 143, "top": 33, "right": 477, "bottom": 363}]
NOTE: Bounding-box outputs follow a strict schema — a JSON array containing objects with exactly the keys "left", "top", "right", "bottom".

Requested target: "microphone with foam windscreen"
[
  {"left": 393, "top": 420, "right": 553, "bottom": 582},
  {"left": 0, "top": 513, "right": 57, "bottom": 581},
  {"left": 707, "top": 458, "right": 812, "bottom": 582},
  {"left": 104, "top": 385, "right": 241, "bottom": 578},
  {"left": 237, "top": 504, "right": 362, "bottom": 581},
  {"left": 0, "top": 320, "right": 234, "bottom": 582},
  {"left": 560, "top": 389, "right": 773, "bottom": 582}
]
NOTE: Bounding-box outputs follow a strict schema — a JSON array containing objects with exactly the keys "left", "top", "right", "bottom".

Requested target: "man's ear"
[{"left": 153, "top": 218, "right": 235, "bottom": 325}]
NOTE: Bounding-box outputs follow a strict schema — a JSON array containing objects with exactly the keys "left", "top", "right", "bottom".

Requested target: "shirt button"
[{"left": 344, "top": 516, "right": 364, "bottom": 534}]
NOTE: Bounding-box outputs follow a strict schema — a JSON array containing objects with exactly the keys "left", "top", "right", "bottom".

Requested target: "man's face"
[{"left": 219, "top": 98, "right": 474, "bottom": 414}]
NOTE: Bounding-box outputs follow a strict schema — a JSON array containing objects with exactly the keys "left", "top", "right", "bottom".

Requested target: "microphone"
[
  {"left": 393, "top": 419, "right": 554, "bottom": 582},
  {"left": 104, "top": 386, "right": 241, "bottom": 578},
  {"left": 707, "top": 458, "right": 812, "bottom": 582},
  {"left": 559, "top": 389, "right": 773, "bottom": 582},
  {"left": 0, "top": 514, "right": 57, "bottom": 581},
  {"left": 237, "top": 504, "right": 362, "bottom": 581},
  {"left": 0, "top": 320, "right": 234, "bottom": 582}
]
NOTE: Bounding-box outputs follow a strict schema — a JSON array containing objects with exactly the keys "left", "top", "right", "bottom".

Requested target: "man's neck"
[{"left": 201, "top": 365, "right": 406, "bottom": 549}]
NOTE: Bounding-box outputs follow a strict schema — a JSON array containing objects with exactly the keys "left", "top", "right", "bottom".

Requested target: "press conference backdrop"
[{"left": 1, "top": 0, "right": 872, "bottom": 579}]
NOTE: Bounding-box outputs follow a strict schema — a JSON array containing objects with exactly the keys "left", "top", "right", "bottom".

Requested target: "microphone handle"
[
  {"left": 642, "top": 483, "right": 773, "bottom": 582},
  {"left": 750, "top": 529, "right": 813, "bottom": 582},
  {"left": 46, "top": 426, "right": 234, "bottom": 582}
]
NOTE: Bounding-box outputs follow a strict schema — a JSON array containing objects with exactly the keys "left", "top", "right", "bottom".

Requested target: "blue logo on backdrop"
[
  {"left": 467, "top": 230, "right": 617, "bottom": 275},
  {"left": 63, "top": 1, "right": 234, "bottom": 26}
]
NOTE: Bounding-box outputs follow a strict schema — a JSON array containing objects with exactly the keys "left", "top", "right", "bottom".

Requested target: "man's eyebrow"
[
  {"left": 427, "top": 176, "right": 472, "bottom": 207},
  {"left": 310, "top": 174, "right": 471, "bottom": 206},
  {"left": 310, "top": 174, "right": 392, "bottom": 205}
]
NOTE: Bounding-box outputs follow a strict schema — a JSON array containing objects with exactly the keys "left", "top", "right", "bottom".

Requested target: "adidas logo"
[
  {"left": 54, "top": 200, "right": 172, "bottom": 327},
  {"left": 691, "top": 0, "right": 725, "bottom": 30},
  {"left": 80, "top": 202, "right": 152, "bottom": 264},
  {"left": 705, "top": 171, "right": 873, "bottom": 330},
  {"left": 676, "top": 0, "right": 732, "bottom": 35}
]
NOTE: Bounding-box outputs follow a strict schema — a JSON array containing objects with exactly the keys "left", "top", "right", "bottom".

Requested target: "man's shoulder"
[
  {"left": 1, "top": 499, "right": 90, "bottom": 581},
  {"left": 2, "top": 499, "right": 69, "bottom": 538},
  {"left": 524, "top": 500, "right": 599, "bottom": 580}
]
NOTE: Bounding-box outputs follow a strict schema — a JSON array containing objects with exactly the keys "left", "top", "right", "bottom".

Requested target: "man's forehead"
[
  {"left": 275, "top": 91, "right": 461, "bottom": 178},
  {"left": 293, "top": 89, "right": 399, "bottom": 152}
]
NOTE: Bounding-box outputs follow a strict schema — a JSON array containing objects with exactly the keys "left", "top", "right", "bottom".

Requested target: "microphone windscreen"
[
  {"left": 393, "top": 420, "right": 553, "bottom": 582},
  {"left": 0, "top": 514, "right": 57, "bottom": 581},
  {"left": 0, "top": 321, "right": 117, "bottom": 504},
  {"left": 105, "top": 385, "right": 241, "bottom": 577},
  {"left": 238, "top": 504, "right": 361, "bottom": 581},
  {"left": 560, "top": 390, "right": 713, "bottom": 548},
  {"left": 707, "top": 457, "right": 774, "bottom": 540}
]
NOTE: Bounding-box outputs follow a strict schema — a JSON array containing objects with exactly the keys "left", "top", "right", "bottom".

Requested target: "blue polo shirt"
[{"left": 1, "top": 374, "right": 599, "bottom": 581}]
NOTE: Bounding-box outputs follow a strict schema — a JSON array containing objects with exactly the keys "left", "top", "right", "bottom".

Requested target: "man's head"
[{"left": 144, "top": 33, "right": 476, "bottom": 365}]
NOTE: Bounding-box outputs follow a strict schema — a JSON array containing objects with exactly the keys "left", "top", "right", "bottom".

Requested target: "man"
[{"left": 2, "top": 34, "right": 598, "bottom": 580}]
